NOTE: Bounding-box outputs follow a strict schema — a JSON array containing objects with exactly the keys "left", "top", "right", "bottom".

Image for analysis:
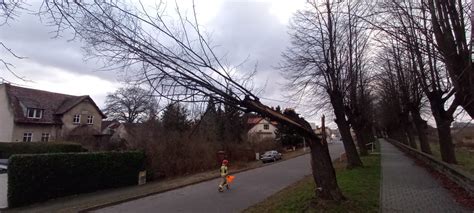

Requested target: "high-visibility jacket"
[{"left": 220, "top": 165, "right": 228, "bottom": 177}]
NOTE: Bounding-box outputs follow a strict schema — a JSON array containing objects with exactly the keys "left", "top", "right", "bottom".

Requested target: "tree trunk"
[
  {"left": 353, "top": 127, "right": 368, "bottom": 156},
  {"left": 455, "top": 87, "right": 474, "bottom": 119},
  {"left": 399, "top": 112, "right": 417, "bottom": 149},
  {"left": 331, "top": 93, "right": 363, "bottom": 168},
  {"left": 434, "top": 118, "right": 457, "bottom": 164},
  {"left": 430, "top": 100, "right": 457, "bottom": 164},
  {"left": 308, "top": 137, "right": 345, "bottom": 201},
  {"left": 362, "top": 125, "right": 375, "bottom": 145},
  {"left": 411, "top": 110, "right": 432, "bottom": 154},
  {"left": 393, "top": 127, "right": 408, "bottom": 145},
  {"left": 405, "top": 125, "right": 418, "bottom": 149}
]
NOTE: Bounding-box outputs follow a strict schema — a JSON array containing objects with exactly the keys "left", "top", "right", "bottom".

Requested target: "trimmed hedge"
[
  {"left": 0, "top": 142, "right": 86, "bottom": 158},
  {"left": 7, "top": 151, "right": 145, "bottom": 207}
]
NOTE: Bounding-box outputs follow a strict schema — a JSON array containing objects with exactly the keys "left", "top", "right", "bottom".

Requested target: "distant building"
[
  {"left": 247, "top": 115, "right": 278, "bottom": 141},
  {"left": 0, "top": 84, "right": 106, "bottom": 142}
]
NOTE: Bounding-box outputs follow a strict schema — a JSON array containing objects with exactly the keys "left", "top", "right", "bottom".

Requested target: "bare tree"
[
  {"left": 281, "top": 0, "right": 364, "bottom": 168},
  {"left": 376, "top": 0, "right": 458, "bottom": 163},
  {"left": 427, "top": 0, "right": 474, "bottom": 119},
  {"left": 104, "top": 86, "right": 157, "bottom": 123},
  {"left": 343, "top": 0, "right": 375, "bottom": 156},
  {"left": 40, "top": 0, "right": 345, "bottom": 200},
  {"left": 0, "top": 0, "right": 26, "bottom": 81}
]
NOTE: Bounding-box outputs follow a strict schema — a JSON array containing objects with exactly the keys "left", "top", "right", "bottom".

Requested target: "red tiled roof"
[
  {"left": 4, "top": 84, "right": 105, "bottom": 125},
  {"left": 246, "top": 116, "right": 278, "bottom": 130},
  {"left": 247, "top": 117, "right": 263, "bottom": 125}
]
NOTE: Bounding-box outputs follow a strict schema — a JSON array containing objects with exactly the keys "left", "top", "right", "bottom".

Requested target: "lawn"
[
  {"left": 244, "top": 152, "right": 381, "bottom": 213},
  {"left": 430, "top": 143, "right": 474, "bottom": 175}
]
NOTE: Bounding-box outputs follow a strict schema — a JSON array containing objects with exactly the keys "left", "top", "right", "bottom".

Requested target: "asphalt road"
[{"left": 96, "top": 142, "right": 345, "bottom": 213}]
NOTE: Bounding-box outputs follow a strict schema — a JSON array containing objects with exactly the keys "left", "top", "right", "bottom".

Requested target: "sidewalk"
[
  {"left": 0, "top": 174, "right": 6, "bottom": 209},
  {"left": 380, "top": 140, "right": 468, "bottom": 212},
  {"left": 1, "top": 149, "right": 309, "bottom": 213}
]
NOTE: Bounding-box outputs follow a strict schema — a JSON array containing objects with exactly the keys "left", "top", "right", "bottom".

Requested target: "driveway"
[
  {"left": 96, "top": 142, "right": 345, "bottom": 213},
  {"left": 0, "top": 174, "right": 7, "bottom": 209}
]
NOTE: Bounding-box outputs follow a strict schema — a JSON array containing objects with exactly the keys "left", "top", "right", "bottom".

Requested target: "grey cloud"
[
  {"left": 0, "top": 3, "right": 116, "bottom": 80},
  {"left": 1, "top": 1, "right": 307, "bottom": 115},
  {"left": 206, "top": 0, "right": 290, "bottom": 100}
]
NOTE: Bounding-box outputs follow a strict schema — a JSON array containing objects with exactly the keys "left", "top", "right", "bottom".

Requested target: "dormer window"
[
  {"left": 27, "top": 108, "right": 43, "bottom": 119},
  {"left": 73, "top": 114, "right": 81, "bottom": 124}
]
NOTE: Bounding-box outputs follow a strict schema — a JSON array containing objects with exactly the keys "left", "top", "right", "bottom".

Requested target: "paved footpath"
[
  {"left": 381, "top": 139, "right": 469, "bottom": 213},
  {"left": 0, "top": 174, "right": 6, "bottom": 209}
]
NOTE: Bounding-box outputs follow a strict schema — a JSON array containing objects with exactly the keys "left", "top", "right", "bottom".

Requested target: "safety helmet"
[{"left": 222, "top": 159, "right": 229, "bottom": 165}]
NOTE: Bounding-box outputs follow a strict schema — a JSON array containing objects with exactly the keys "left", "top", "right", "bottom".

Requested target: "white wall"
[
  {"left": 248, "top": 119, "right": 277, "bottom": 139},
  {"left": 0, "top": 85, "right": 14, "bottom": 142}
]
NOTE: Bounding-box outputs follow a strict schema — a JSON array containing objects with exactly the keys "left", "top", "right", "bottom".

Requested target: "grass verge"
[
  {"left": 430, "top": 143, "right": 474, "bottom": 175},
  {"left": 244, "top": 151, "right": 380, "bottom": 213}
]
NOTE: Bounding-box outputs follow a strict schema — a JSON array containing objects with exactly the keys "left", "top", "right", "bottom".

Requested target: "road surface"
[{"left": 96, "top": 142, "right": 345, "bottom": 213}]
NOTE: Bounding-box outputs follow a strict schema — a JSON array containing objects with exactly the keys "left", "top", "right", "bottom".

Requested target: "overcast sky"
[
  {"left": 1, "top": 0, "right": 335, "bottom": 123},
  {"left": 2, "top": 0, "right": 472, "bottom": 128}
]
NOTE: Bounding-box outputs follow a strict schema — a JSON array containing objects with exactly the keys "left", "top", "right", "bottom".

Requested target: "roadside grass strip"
[
  {"left": 244, "top": 152, "right": 380, "bottom": 213},
  {"left": 430, "top": 143, "right": 474, "bottom": 176}
]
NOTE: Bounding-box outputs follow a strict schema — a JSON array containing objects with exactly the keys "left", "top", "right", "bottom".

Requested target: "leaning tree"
[{"left": 39, "top": 0, "right": 345, "bottom": 200}]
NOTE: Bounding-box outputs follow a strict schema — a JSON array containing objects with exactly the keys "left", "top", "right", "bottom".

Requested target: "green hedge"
[
  {"left": 0, "top": 142, "right": 86, "bottom": 158},
  {"left": 7, "top": 151, "right": 145, "bottom": 207}
]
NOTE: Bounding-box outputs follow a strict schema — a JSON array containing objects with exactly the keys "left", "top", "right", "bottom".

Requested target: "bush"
[
  {"left": 0, "top": 142, "right": 86, "bottom": 158},
  {"left": 7, "top": 151, "right": 145, "bottom": 207}
]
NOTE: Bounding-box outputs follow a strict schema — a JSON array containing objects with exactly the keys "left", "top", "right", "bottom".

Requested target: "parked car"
[
  {"left": 0, "top": 159, "right": 8, "bottom": 173},
  {"left": 260, "top": 150, "right": 282, "bottom": 163}
]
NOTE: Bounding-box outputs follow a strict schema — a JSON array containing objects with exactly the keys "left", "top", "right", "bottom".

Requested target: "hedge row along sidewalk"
[
  {"left": 7, "top": 151, "right": 145, "bottom": 208},
  {"left": 0, "top": 142, "right": 86, "bottom": 158},
  {"left": 244, "top": 148, "right": 381, "bottom": 212},
  {"left": 2, "top": 148, "right": 310, "bottom": 212}
]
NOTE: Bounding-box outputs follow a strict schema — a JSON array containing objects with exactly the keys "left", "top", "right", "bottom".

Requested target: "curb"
[{"left": 80, "top": 150, "right": 311, "bottom": 212}]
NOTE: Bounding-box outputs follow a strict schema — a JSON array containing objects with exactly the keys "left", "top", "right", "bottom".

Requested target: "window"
[
  {"left": 27, "top": 108, "right": 43, "bottom": 119},
  {"left": 23, "top": 133, "right": 33, "bottom": 142},
  {"left": 41, "top": 133, "right": 50, "bottom": 142},
  {"left": 87, "top": 115, "right": 94, "bottom": 124},
  {"left": 263, "top": 124, "right": 269, "bottom": 130},
  {"left": 73, "top": 115, "right": 81, "bottom": 124}
]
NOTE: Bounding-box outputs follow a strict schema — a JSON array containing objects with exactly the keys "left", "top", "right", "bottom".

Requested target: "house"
[
  {"left": 311, "top": 123, "right": 335, "bottom": 142},
  {"left": 101, "top": 120, "right": 121, "bottom": 135},
  {"left": 102, "top": 122, "right": 155, "bottom": 149},
  {"left": 0, "top": 83, "right": 106, "bottom": 142},
  {"left": 247, "top": 115, "right": 278, "bottom": 141}
]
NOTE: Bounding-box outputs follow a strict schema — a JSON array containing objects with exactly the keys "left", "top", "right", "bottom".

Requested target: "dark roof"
[
  {"left": 3, "top": 84, "right": 105, "bottom": 124},
  {"left": 101, "top": 120, "right": 121, "bottom": 132}
]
